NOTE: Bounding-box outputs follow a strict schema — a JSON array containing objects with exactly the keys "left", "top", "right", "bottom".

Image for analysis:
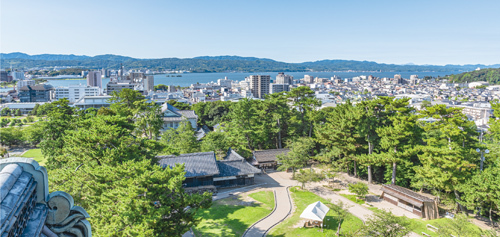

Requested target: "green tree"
[
  {"left": 277, "top": 137, "right": 314, "bottom": 178},
  {"left": 200, "top": 131, "right": 228, "bottom": 159},
  {"left": 192, "top": 101, "right": 231, "bottom": 128},
  {"left": 38, "top": 98, "right": 75, "bottom": 167},
  {"left": 356, "top": 99, "right": 388, "bottom": 183},
  {"left": 287, "top": 86, "right": 321, "bottom": 137},
  {"left": 134, "top": 102, "right": 164, "bottom": 139},
  {"left": 22, "top": 125, "right": 44, "bottom": 146},
  {"left": 0, "top": 146, "right": 8, "bottom": 158},
  {"left": 415, "top": 104, "right": 478, "bottom": 211},
  {"left": 348, "top": 182, "right": 369, "bottom": 200},
  {"left": 435, "top": 213, "right": 486, "bottom": 237},
  {"left": 30, "top": 103, "right": 40, "bottom": 116},
  {"left": 223, "top": 98, "right": 261, "bottom": 156},
  {"left": 0, "top": 127, "right": 24, "bottom": 146},
  {"left": 262, "top": 92, "right": 292, "bottom": 149},
  {"left": 160, "top": 121, "right": 199, "bottom": 155},
  {"left": 49, "top": 119, "right": 210, "bottom": 236},
  {"left": 376, "top": 98, "right": 421, "bottom": 185},
  {"left": 168, "top": 99, "right": 192, "bottom": 110},
  {"left": 294, "top": 169, "right": 323, "bottom": 189},
  {"left": 1, "top": 108, "right": 10, "bottom": 116},
  {"left": 357, "top": 210, "right": 412, "bottom": 237},
  {"left": 315, "top": 101, "right": 361, "bottom": 175},
  {"left": 108, "top": 88, "right": 146, "bottom": 117},
  {"left": 458, "top": 165, "right": 500, "bottom": 225},
  {"left": 420, "top": 100, "right": 432, "bottom": 108},
  {"left": 330, "top": 200, "right": 352, "bottom": 236},
  {"left": 154, "top": 84, "right": 168, "bottom": 91}
]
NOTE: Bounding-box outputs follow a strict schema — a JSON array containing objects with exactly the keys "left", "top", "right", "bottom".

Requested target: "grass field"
[
  {"left": 21, "top": 149, "right": 46, "bottom": 166},
  {"left": 406, "top": 215, "right": 485, "bottom": 237},
  {"left": 269, "top": 187, "right": 364, "bottom": 237},
  {"left": 192, "top": 191, "right": 275, "bottom": 237}
]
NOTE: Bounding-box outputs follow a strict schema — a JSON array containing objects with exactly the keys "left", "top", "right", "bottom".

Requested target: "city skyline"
[{"left": 1, "top": 0, "right": 499, "bottom": 65}]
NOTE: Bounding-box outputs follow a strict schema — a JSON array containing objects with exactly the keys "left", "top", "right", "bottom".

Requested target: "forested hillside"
[
  {"left": 2, "top": 52, "right": 499, "bottom": 72},
  {"left": 446, "top": 67, "right": 500, "bottom": 84}
]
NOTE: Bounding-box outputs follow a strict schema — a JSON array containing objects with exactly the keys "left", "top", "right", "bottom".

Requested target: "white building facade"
[{"left": 55, "top": 84, "right": 101, "bottom": 103}]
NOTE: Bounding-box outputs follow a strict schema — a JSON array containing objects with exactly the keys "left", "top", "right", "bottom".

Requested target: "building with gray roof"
[
  {"left": 18, "top": 84, "right": 54, "bottom": 102},
  {"left": 161, "top": 103, "right": 198, "bottom": 130},
  {"left": 381, "top": 184, "right": 438, "bottom": 219},
  {"left": 156, "top": 149, "right": 260, "bottom": 191},
  {"left": 252, "top": 148, "right": 290, "bottom": 169}
]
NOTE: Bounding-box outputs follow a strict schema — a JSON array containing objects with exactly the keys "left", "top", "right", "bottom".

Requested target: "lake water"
[{"left": 2, "top": 71, "right": 462, "bottom": 91}]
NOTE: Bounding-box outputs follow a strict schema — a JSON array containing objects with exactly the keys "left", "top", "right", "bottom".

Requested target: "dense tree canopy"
[{"left": 4, "top": 84, "right": 500, "bottom": 230}]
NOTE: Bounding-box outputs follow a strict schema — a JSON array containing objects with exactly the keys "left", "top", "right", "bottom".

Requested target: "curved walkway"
[{"left": 243, "top": 186, "right": 293, "bottom": 237}]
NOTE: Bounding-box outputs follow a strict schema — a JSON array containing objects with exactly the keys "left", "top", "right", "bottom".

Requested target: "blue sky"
[{"left": 1, "top": 0, "right": 499, "bottom": 65}]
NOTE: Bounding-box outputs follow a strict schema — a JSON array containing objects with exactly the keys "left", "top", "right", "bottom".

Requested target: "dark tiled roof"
[
  {"left": 19, "top": 84, "right": 53, "bottom": 91},
  {"left": 195, "top": 125, "right": 211, "bottom": 141},
  {"left": 224, "top": 148, "right": 246, "bottom": 161},
  {"left": 381, "top": 184, "right": 434, "bottom": 207},
  {"left": 0, "top": 164, "right": 47, "bottom": 236},
  {"left": 216, "top": 159, "right": 261, "bottom": 177},
  {"left": 253, "top": 149, "right": 290, "bottom": 163},
  {"left": 179, "top": 110, "right": 198, "bottom": 119},
  {"left": 157, "top": 152, "right": 219, "bottom": 178}
]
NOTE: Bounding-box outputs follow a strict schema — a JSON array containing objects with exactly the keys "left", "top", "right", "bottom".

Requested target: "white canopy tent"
[{"left": 300, "top": 201, "right": 330, "bottom": 222}]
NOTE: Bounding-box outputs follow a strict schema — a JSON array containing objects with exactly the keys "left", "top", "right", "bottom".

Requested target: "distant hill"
[
  {"left": 446, "top": 68, "right": 500, "bottom": 84},
  {"left": 1, "top": 52, "right": 91, "bottom": 61},
  {"left": 1, "top": 52, "right": 499, "bottom": 73}
]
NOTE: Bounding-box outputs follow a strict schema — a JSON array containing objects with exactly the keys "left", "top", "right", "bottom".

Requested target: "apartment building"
[{"left": 249, "top": 75, "right": 270, "bottom": 99}]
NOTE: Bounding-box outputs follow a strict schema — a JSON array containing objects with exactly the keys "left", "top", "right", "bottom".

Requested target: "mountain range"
[{"left": 1, "top": 52, "right": 499, "bottom": 73}]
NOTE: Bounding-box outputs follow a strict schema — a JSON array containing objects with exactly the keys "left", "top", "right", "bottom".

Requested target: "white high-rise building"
[
  {"left": 304, "top": 75, "right": 314, "bottom": 84},
  {"left": 11, "top": 71, "right": 25, "bottom": 80},
  {"left": 87, "top": 71, "right": 102, "bottom": 88},
  {"left": 144, "top": 75, "right": 154, "bottom": 92},
  {"left": 276, "top": 73, "right": 293, "bottom": 84},
  {"left": 249, "top": 75, "right": 270, "bottom": 99},
  {"left": 218, "top": 77, "right": 232, "bottom": 88},
  {"left": 55, "top": 84, "right": 101, "bottom": 103},
  {"left": 270, "top": 83, "right": 290, "bottom": 94}
]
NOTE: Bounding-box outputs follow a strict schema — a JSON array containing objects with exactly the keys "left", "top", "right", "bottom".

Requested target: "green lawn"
[
  {"left": 340, "top": 194, "right": 365, "bottom": 205},
  {"left": 406, "top": 216, "right": 484, "bottom": 237},
  {"left": 269, "top": 187, "right": 364, "bottom": 237},
  {"left": 21, "top": 149, "right": 47, "bottom": 166},
  {"left": 192, "top": 191, "right": 275, "bottom": 237},
  {"left": 248, "top": 190, "right": 275, "bottom": 208}
]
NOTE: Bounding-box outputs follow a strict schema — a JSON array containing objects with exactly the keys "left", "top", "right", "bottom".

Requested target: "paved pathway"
[
  {"left": 307, "top": 183, "right": 420, "bottom": 237},
  {"left": 242, "top": 186, "right": 293, "bottom": 237}
]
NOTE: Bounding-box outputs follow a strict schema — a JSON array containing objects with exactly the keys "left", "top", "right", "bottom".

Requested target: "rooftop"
[
  {"left": 216, "top": 159, "right": 261, "bottom": 177},
  {"left": 381, "top": 184, "right": 434, "bottom": 207},
  {"left": 253, "top": 149, "right": 290, "bottom": 163},
  {"left": 157, "top": 152, "right": 219, "bottom": 178}
]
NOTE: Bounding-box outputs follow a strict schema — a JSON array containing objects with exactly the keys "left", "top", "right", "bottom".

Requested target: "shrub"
[{"left": 348, "top": 182, "right": 369, "bottom": 200}]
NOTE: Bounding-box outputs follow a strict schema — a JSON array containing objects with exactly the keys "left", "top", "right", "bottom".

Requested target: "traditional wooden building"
[
  {"left": 157, "top": 150, "right": 260, "bottom": 193},
  {"left": 381, "top": 184, "right": 439, "bottom": 219},
  {"left": 158, "top": 152, "right": 219, "bottom": 194},
  {"left": 252, "top": 149, "right": 290, "bottom": 169},
  {"left": 214, "top": 148, "right": 261, "bottom": 187}
]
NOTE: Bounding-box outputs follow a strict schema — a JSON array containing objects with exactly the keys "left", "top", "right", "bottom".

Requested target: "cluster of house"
[{"left": 1, "top": 70, "right": 497, "bottom": 134}]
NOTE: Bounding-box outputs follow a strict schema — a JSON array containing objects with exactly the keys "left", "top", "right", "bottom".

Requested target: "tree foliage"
[
  {"left": 348, "top": 182, "right": 369, "bottom": 200},
  {"left": 357, "top": 210, "right": 412, "bottom": 237}
]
